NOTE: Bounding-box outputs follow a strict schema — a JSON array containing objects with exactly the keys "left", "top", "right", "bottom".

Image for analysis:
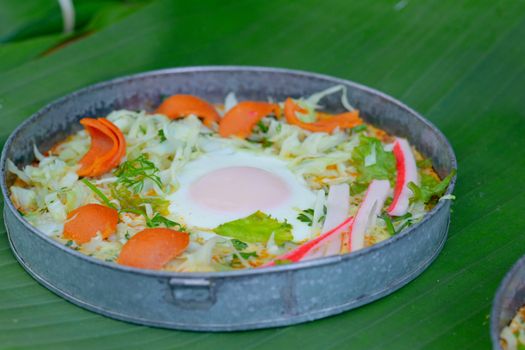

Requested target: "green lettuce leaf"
[
  {"left": 408, "top": 169, "right": 456, "bottom": 205},
  {"left": 214, "top": 211, "right": 293, "bottom": 245},
  {"left": 351, "top": 135, "right": 396, "bottom": 194}
]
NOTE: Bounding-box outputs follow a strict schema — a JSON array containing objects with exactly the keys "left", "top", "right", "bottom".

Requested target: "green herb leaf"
[
  {"left": 81, "top": 178, "right": 117, "bottom": 209},
  {"left": 351, "top": 135, "right": 396, "bottom": 194},
  {"left": 110, "top": 183, "right": 169, "bottom": 215},
  {"left": 297, "top": 208, "right": 315, "bottom": 226},
  {"left": 352, "top": 124, "right": 367, "bottom": 133},
  {"left": 231, "top": 239, "right": 248, "bottom": 251},
  {"left": 214, "top": 211, "right": 293, "bottom": 245},
  {"left": 157, "top": 129, "right": 167, "bottom": 143},
  {"left": 408, "top": 169, "right": 456, "bottom": 205},
  {"left": 114, "top": 154, "right": 162, "bottom": 193},
  {"left": 256, "top": 120, "right": 269, "bottom": 133},
  {"left": 239, "top": 251, "right": 258, "bottom": 259},
  {"left": 146, "top": 213, "right": 185, "bottom": 230}
]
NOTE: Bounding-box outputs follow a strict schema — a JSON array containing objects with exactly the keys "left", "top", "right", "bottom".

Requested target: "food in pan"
[
  {"left": 7, "top": 86, "right": 455, "bottom": 271},
  {"left": 501, "top": 306, "right": 525, "bottom": 350}
]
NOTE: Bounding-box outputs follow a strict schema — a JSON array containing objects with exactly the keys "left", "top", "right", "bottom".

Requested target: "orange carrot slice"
[
  {"left": 117, "top": 228, "right": 189, "bottom": 270},
  {"left": 63, "top": 204, "right": 119, "bottom": 244},
  {"left": 219, "top": 101, "right": 280, "bottom": 138},
  {"left": 155, "top": 94, "right": 220, "bottom": 127},
  {"left": 77, "top": 118, "right": 126, "bottom": 177},
  {"left": 284, "top": 98, "right": 362, "bottom": 133}
]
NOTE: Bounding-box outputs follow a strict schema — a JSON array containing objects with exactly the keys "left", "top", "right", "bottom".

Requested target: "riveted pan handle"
[{"left": 167, "top": 277, "right": 217, "bottom": 309}]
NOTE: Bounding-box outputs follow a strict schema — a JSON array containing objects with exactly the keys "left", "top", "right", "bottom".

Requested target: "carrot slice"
[
  {"left": 117, "top": 228, "right": 189, "bottom": 270},
  {"left": 219, "top": 101, "right": 280, "bottom": 138},
  {"left": 284, "top": 98, "right": 362, "bottom": 133},
  {"left": 63, "top": 204, "right": 119, "bottom": 244},
  {"left": 77, "top": 118, "right": 126, "bottom": 177},
  {"left": 155, "top": 94, "right": 220, "bottom": 127}
]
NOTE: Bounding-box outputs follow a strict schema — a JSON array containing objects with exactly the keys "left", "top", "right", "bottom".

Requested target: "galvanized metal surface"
[
  {"left": 491, "top": 255, "right": 525, "bottom": 349},
  {"left": 0, "top": 66, "right": 457, "bottom": 331}
]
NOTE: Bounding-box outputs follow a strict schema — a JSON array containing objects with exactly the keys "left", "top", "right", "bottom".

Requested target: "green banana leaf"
[{"left": 1, "top": 0, "right": 525, "bottom": 349}]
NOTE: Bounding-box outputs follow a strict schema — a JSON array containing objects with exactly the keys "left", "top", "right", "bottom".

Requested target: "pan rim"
[{"left": 0, "top": 65, "right": 457, "bottom": 279}]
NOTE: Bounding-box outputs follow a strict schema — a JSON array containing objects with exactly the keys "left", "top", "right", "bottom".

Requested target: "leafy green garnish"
[
  {"left": 114, "top": 154, "right": 162, "bottom": 193},
  {"left": 81, "top": 178, "right": 117, "bottom": 209},
  {"left": 147, "top": 213, "right": 185, "bottom": 230},
  {"left": 158, "top": 129, "right": 167, "bottom": 143},
  {"left": 110, "top": 183, "right": 169, "bottom": 215},
  {"left": 256, "top": 120, "right": 269, "bottom": 133},
  {"left": 214, "top": 211, "right": 293, "bottom": 245},
  {"left": 65, "top": 240, "right": 74, "bottom": 247},
  {"left": 352, "top": 124, "right": 367, "bottom": 133},
  {"left": 351, "top": 135, "right": 396, "bottom": 195},
  {"left": 408, "top": 169, "right": 456, "bottom": 205},
  {"left": 382, "top": 212, "right": 413, "bottom": 236},
  {"left": 239, "top": 251, "right": 258, "bottom": 259},
  {"left": 297, "top": 206, "right": 327, "bottom": 227},
  {"left": 297, "top": 208, "right": 315, "bottom": 226},
  {"left": 231, "top": 239, "right": 248, "bottom": 251}
]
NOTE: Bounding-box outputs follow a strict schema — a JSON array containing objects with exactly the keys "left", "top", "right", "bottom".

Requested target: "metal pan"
[
  {"left": 0, "top": 66, "right": 457, "bottom": 331},
  {"left": 491, "top": 255, "right": 525, "bottom": 349}
]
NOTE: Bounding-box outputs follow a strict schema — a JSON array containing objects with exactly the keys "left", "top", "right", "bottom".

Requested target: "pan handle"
[{"left": 167, "top": 277, "right": 217, "bottom": 309}]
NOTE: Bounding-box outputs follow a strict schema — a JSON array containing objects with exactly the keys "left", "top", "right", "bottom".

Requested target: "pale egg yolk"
[{"left": 188, "top": 166, "right": 291, "bottom": 213}]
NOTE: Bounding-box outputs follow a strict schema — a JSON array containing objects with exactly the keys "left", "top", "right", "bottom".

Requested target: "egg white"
[{"left": 168, "top": 149, "right": 317, "bottom": 242}]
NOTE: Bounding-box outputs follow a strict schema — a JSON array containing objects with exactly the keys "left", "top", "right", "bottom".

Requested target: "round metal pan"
[
  {"left": 491, "top": 255, "right": 525, "bottom": 349},
  {"left": 0, "top": 66, "right": 456, "bottom": 331}
]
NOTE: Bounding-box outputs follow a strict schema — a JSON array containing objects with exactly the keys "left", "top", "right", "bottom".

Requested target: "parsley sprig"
[{"left": 297, "top": 206, "right": 327, "bottom": 227}]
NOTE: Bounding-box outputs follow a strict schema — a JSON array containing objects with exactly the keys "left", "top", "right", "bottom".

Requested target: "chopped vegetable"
[
  {"left": 214, "top": 211, "right": 293, "bottom": 245},
  {"left": 350, "top": 180, "right": 390, "bottom": 251},
  {"left": 63, "top": 203, "right": 119, "bottom": 244},
  {"left": 117, "top": 228, "right": 189, "bottom": 270},
  {"left": 351, "top": 135, "right": 396, "bottom": 194},
  {"left": 284, "top": 98, "right": 362, "bottom": 133},
  {"left": 408, "top": 169, "right": 456, "bottom": 205},
  {"left": 114, "top": 154, "right": 162, "bottom": 193},
  {"left": 263, "top": 217, "right": 354, "bottom": 267},
  {"left": 387, "top": 138, "right": 419, "bottom": 216},
  {"left": 77, "top": 118, "right": 126, "bottom": 177},
  {"left": 155, "top": 94, "right": 220, "bottom": 127},
  {"left": 219, "top": 101, "right": 280, "bottom": 138}
]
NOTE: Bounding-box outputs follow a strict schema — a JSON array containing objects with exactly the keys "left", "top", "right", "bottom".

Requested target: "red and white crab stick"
[
  {"left": 262, "top": 217, "right": 354, "bottom": 267},
  {"left": 349, "top": 179, "right": 390, "bottom": 252},
  {"left": 263, "top": 184, "right": 351, "bottom": 266},
  {"left": 387, "top": 138, "right": 419, "bottom": 216}
]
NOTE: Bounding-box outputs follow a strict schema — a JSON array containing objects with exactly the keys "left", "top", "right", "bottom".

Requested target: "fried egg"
[{"left": 168, "top": 149, "right": 317, "bottom": 241}]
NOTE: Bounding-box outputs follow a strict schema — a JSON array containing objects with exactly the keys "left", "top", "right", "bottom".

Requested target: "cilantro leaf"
[
  {"left": 351, "top": 135, "right": 396, "bottom": 194},
  {"left": 408, "top": 169, "right": 456, "bottom": 205},
  {"left": 297, "top": 208, "right": 314, "bottom": 226},
  {"left": 214, "top": 211, "right": 293, "bottom": 245}
]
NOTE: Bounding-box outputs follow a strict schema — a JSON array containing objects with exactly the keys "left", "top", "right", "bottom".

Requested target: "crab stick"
[
  {"left": 387, "top": 138, "right": 419, "bottom": 216},
  {"left": 350, "top": 179, "right": 390, "bottom": 252},
  {"left": 262, "top": 216, "right": 354, "bottom": 267},
  {"left": 322, "top": 183, "right": 350, "bottom": 233}
]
